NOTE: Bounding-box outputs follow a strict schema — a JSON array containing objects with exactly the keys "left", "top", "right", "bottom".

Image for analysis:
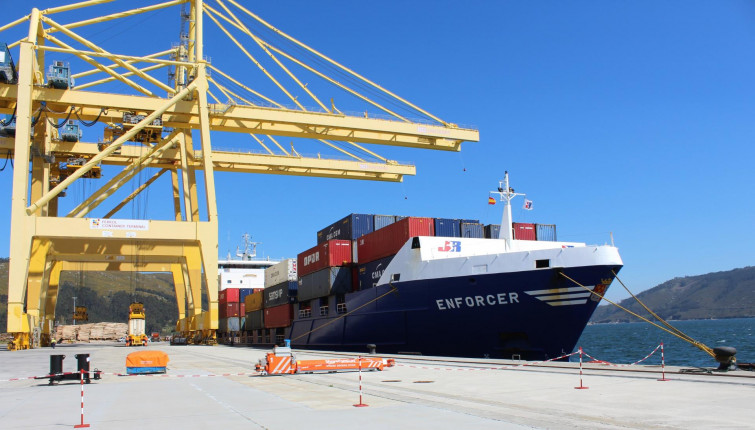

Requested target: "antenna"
[{"left": 489, "top": 171, "right": 526, "bottom": 249}]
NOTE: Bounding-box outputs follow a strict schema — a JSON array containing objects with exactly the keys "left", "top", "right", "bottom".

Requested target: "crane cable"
[
  {"left": 559, "top": 271, "right": 715, "bottom": 358},
  {"left": 290, "top": 284, "right": 398, "bottom": 342}
]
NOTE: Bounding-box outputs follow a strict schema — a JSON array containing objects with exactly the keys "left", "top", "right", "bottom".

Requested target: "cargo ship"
[{"left": 219, "top": 173, "right": 623, "bottom": 360}]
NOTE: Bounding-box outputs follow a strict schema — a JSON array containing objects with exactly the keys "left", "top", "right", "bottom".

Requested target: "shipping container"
[
  {"left": 459, "top": 219, "right": 480, "bottom": 225},
  {"left": 374, "top": 215, "right": 396, "bottom": 230},
  {"left": 219, "top": 288, "right": 239, "bottom": 304},
  {"left": 316, "top": 213, "right": 374, "bottom": 243},
  {"left": 461, "top": 223, "right": 484, "bottom": 238},
  {"left": 263, "top": 280, "right": 298, "bottom": 308},
  {"left": 264, "top": 258, "right": 297, "bottom": 287},
  {"left": 219, "top": 302, "right": 241, "bottom": 318},
  {"left": 244, "top": 290, "right": 264, "bottom": 312},
  {"left": 219, "top": 317, "right": 241, "bottom": 333},
  {"left": 513, "top": 222, "right": 537, "bottom": 241},
  {"left": 357, "top": 255, "right": 395, "bottom": 290},
  {"left": 238, "top": 288, "right": 255, "bottom": 304},
  {"left": 245, "top": 309, "right": 265, "bottom": 331},
  {"left": 264, "top": 304, "right": 294, "bottom": 328},
  {"left": 297, "top": 266, "right": 352, "bottom": 302},
  {"left": 484, "top": 224, "right": 501, "bottom": 239},
  {"left": 356, "top": 217, "right": 434, "bottom": 263},
  {"left": 536, "top": 224, "right": 557, "bottom": 241},
  {"left": 434, "top": 218, "right": 461, "bottom": 237},
  {"left": 297, "top": 239, "right": 352, "bottom": 277}
]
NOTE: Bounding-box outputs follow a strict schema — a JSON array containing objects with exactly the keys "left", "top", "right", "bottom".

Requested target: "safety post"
[
  {"left": 574, "top": 347, "right": 589, "bottom": 389},
  {"left": 353, "top": 356, "right": 369, "bottom": 407},
  {"left": 74, "top": 369, "right": 90, "bottom": 428},
  {"left": 657, "top": 342, "right": 670, "bottom": 381}
]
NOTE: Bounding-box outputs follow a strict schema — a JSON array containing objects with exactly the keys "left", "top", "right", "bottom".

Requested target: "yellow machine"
[{"left": 126, "top": 302, "right": 148, "bottom": 347}]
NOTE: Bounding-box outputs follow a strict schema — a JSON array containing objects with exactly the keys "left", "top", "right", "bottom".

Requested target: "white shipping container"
[
  {"left": 265, "top": 258, "right": 297, "bottom": 286},
  {"left": 128, "top": 318, "right": 145, "bottom": 337}
]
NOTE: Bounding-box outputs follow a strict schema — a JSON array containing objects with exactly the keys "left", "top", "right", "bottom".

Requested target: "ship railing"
[
  {"left": 336, "top": 303, "right": 347, "bottom": 314},
  {"left": 319, "top": 306, "right": 329, "bottom": 316},
  {"left": 299, "top": 309, "right": 312, "bottom": 318}
]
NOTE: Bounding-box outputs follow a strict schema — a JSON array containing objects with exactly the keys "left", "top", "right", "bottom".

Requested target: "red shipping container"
[
  {"left": 220, "top": 302, "right": 241, "bottom": 318},
  {"left": 357, "top": 217, "right": 434, "bottom": 264},
  {"left": 513, "top": 222, "right": 536, "bottom": 241},
  {"left": 264, "top": 304, "right": 294, "bottom": 328},
  {"left": 297, "top": 239, "right": 352, "bottom": 277},
  {"left": 219, "top": 288, "right": 240, "bottom": 304}
]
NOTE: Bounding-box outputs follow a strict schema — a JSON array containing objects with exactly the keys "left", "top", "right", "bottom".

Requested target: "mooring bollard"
[{"left": 354, "top": 356, "right": 369, "bottom": 407}]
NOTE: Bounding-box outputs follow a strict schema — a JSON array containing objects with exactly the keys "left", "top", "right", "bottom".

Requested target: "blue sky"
[{"left": 1, "top": 1, "right": 753, "bottom": 302}]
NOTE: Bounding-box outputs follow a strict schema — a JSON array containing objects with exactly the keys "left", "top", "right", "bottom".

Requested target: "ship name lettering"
[{"left": 435, "top": 293, "right": 519, "bottom": 310}]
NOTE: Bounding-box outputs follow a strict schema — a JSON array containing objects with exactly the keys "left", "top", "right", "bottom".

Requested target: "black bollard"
[
  {"left": 713, "top": 346, "right": 737, "bottom": 371},
  {"left": 367, "top": 344, "right": 376, "bottom": 354},
  {"left": 75, "top": 354, "right": 91, "bottom": 383}
]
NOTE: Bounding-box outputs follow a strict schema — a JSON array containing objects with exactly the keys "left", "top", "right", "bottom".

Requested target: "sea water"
[{"left": 572, "top": 317, "right": 755, "bottom": 368}]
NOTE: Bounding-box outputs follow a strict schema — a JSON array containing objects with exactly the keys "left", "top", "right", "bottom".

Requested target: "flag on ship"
[
  {"left": 488, "top": 197, "right": 496, "bottom": 205},
  {"left": 523, "top": 199, "right": 533, "bottom": 210}
]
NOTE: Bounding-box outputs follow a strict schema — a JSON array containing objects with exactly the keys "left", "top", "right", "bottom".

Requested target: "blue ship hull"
[{"left": 288, "top": 264, "right": 619, "bottom": 360}]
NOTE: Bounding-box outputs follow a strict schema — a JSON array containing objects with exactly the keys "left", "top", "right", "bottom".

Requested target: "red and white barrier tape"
[{"left": 582, "top": 344, "right": 661, "bottom": 368}]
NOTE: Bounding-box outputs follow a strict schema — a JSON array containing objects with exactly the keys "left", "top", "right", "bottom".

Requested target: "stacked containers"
[
  {"left": 434, "top": 218, "right": 461, "bottom": 237},
  {"left": 484, "top": 224, "right": 501, "bottom": 239},
  {"left": 513, "top": 222, "right": 537, "bottom": 240},
  {"left": 460, "top": 222, "right": 484, "bottom": 238},
  {"left": 244, "top": 290, "right": 265, "bottom": 331},
  {"left": 219, "top": 287, "right": 252, "bottom": 334},
  {"left": 264, "top": 259, "right": 298, "bottom": 329},
  {"left": 316, "top": 213, "right": 374, "bottom": 243},
  {"left": 357, "top": 216, "right": 434, "bottom": 265},
  {"left": 297, "top": 240, "right": 353, "bottom": 304}
]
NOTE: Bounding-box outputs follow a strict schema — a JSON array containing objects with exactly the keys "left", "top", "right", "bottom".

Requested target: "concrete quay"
[{"left": 1, "top": 343, "right": 753, "bottom": 429}]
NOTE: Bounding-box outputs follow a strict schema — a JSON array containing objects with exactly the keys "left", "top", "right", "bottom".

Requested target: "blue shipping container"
[
  {"left": 374, "top": 215, "right": 396, "bottom": 230},
  {"left": 484, "top": 224, "right": 501, "bottom": 239},
  {"left": 357, "top": 255, "right": 395, "bottom": 290},
  {"left": 238, "top": 288, "right": 255, "bottom": 304},
  {"left": 297, "top": 266, "right": 352, "bottom": 301},
  {"left": 536, "top": 224, "right": 557, "bottom": 241},
  {"left": 317, "top": 213, "right": 374, "bottom": 243},
  {"left": 434, "top": 218, "right": 461, "bottom": 237},
  {"left": 461, "top": 223, "right": 484, "bottom": 238}
]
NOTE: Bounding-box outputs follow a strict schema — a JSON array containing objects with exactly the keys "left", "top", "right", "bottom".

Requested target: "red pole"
[
  {"left": 658, "top": 342, "right": 670, "bottom": 381},
  {"left": 74, "top": 369, "right": 91, "bottom": 428},
  {"left": 353, "top": 356, "right": 369, "bottom": 407},
  {"left": 574, "top": 347, "right": 589, "bottom": 389}
]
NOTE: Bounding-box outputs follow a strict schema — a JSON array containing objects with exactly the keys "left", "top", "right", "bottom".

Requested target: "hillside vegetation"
[
  {"left": 0, "top": 258, "right": 191, "bottom": 333},
  {"left": 591, "top": 266, "right": 755, "bottom": 323}
]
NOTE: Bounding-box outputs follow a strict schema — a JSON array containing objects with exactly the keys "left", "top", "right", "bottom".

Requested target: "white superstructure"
[{"left": 218, "top": 234, "right": 278, "bottom": 291}]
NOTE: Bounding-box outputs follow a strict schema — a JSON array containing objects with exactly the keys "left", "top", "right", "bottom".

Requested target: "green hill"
[
  {"left": 591, "top": 266, "right": 755, "bottom": 323},
  {"left": 0, "top": 258, "right": 196, "bottom": 334}
]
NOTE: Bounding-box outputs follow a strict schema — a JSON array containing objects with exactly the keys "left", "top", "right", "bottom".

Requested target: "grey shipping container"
[
  {"left": 461, "top": 223, "right": 484, "bottom": 238},
  {"left": 317, "top": 213, "right": 374, "bottom": 243},
  {"left": 220, "top": 317, "right": 241, "bottom": 333},
  {"left": 374, "top": 215, "right": 396, "bottom": 230},
  {"left": 536, "top": 224, "right": 557, "bottom": 241},
  {"left": 264, "top": 280, "right": 298, "bottom": 308},
  {"left": 484, "top": 224, "right": 501, "bottom": 239},
  {"left": 434, "top": 218, "right": 461, "bottom": 237},
  {"left": 297, "top": 266, "right": 352, "bottom": 301},
  {"left": 357, "top": 255, "right": 395, "bottom": 290},
  {"left": 245, "top": 309, "right": 265, "bottom": 331}
]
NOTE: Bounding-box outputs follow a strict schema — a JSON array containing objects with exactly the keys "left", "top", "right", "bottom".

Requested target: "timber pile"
[{"left": 55, "top": 322, "right": 127, "bottom": 342}]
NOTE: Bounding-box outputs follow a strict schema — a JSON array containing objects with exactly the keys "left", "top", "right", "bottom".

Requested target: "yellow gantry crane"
[{"left": 0, "top": 0, "right": 478, "bottom": 350}]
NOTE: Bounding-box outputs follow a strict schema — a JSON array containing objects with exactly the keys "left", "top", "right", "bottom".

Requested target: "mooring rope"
[{"left": 559, "top": 272, "right": 715, "bottom": 358}]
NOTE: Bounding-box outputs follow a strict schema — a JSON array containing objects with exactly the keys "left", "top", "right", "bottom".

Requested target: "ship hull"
[{"left": 289, "top": 263, "right": 620, "bottom": 360}]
